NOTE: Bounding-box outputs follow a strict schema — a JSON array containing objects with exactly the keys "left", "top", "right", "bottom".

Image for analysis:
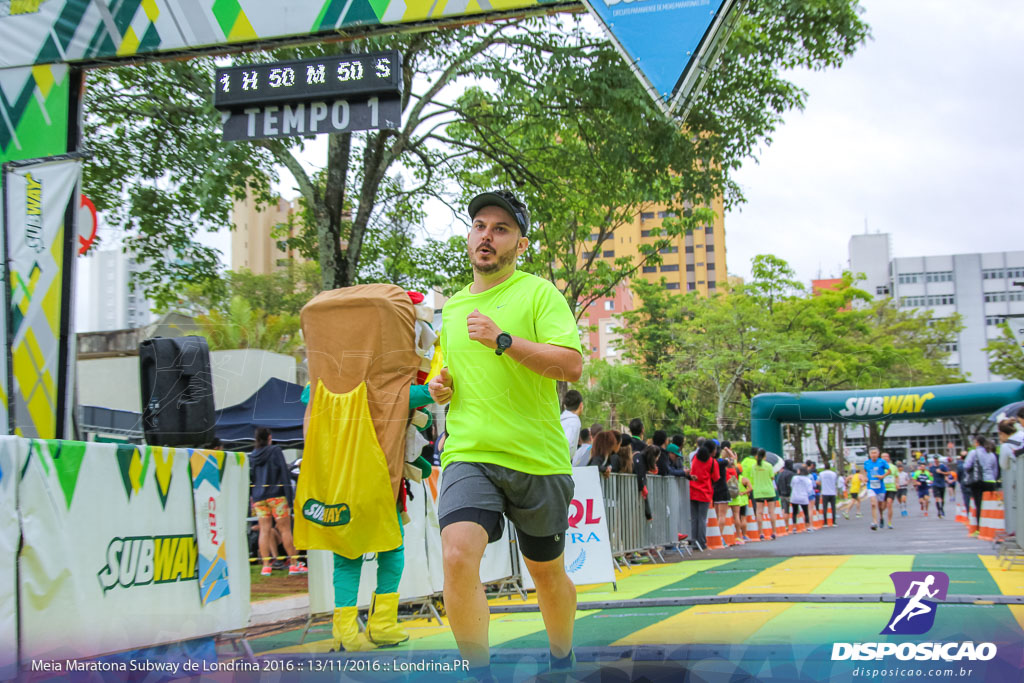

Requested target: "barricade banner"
[
  {"left": 189, "top": 450, "right": 232, "bottom": 605},
  {"left": 0, "top": 437, "right": 22, "bottom": 677},
  {"left": 19, "top": 440, "right": 250, "bottom": 660},
  {"left": 521, "top": 467, "right": 615, "bottom": 589}
]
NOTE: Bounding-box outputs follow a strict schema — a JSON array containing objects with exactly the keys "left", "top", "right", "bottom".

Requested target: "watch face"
[{"left": 497, "top": 332, "right": 512, "bottom": 349}]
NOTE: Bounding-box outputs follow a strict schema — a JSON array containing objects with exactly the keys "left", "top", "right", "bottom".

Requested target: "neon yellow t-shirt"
[{"left": 440, "top": 270, "right": 583, "bottom": 476}]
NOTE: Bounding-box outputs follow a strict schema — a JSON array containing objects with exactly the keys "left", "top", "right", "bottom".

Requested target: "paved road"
[{"left": 701, "top": 489, "right": 995, "bottom": 558}]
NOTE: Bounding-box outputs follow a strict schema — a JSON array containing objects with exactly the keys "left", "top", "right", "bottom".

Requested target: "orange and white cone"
[
  {"left": 968, "top": 497, "right": 978, "bottom": 535},
  {"left": 774, "top": 506, "right": 789, "bottom": 537},
  {"left": 761, "top": 509, "right": 774, "bottom": 538},
  {"left": 812, "top": 504, "right": 824, "bottom": 530},
  {"left": 719, "top": 507, "right": 737, "bottom": 546},
  {"left": 744, "top": 507, "right": 761, "bottom": 541},
  {"left": 979, "top": 491, "right": 1005, "bottom": 542},
  {"left": 705, "top": 505, "right": 724, "bottom": 549},
  {"left": 955, "top": 497, "right": 967, "bottom": 525},
  {"left": 793, "top": 507, "right": 806, "bottom": 533}
]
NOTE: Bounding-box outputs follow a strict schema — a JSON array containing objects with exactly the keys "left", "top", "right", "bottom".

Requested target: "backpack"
[
  {"left": 726, "top": 472, "right": 740, "bottom": 499},
  {"left": 962, "top": 452, "right": 984, "bottom": 487}
]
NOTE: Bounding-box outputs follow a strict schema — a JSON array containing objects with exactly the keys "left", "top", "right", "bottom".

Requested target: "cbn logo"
[
  {"left": 97, "top": 535, "right": 198, "bottom": 593},
  {"left": 838, "top": 392, "right": 935, "bottom": 418}
]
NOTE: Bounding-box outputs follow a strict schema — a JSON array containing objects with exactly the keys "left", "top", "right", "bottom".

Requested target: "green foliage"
[
  {"left": 984, "top": 325, "right": 1024, "bottom": 379},
  {"left": 619, "top": 255, "right": 962, "bottom": 441},
  {"left": 577, "top": 360, "right": 674, "bottom": 434},
  {"left": 195, "top": 296, "right": 302, "bottom": 356}
]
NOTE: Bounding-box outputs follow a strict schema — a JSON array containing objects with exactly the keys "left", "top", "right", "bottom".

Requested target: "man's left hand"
[{"left": 467, "top": 308, "right": 501, "bottom": 349}]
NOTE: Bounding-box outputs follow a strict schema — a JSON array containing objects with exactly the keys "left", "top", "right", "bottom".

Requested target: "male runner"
[
  {"left": 881, "top": 452, "right": 898, "bottom": 529},
  {"left": 929, "top": 455, "right": 951, "bottom": 518},
  {"left": 430, "top": 190, "right": 583, "bottom": 679},
  {"left": 863, "top": 447, "right": 888, "bottom": 530}
]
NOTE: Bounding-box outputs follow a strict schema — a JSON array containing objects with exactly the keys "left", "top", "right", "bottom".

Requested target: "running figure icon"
[{"left": 886, "top": 574, "right": 939, "bottom": 632}]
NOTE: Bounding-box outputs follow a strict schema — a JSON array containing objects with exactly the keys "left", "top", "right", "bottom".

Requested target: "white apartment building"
[
  {"left": 75, "top": 247, "right": 157, "bottom": 333},
  {"left": 838, "top": 233, "right": 1024, "bottom": 458}
]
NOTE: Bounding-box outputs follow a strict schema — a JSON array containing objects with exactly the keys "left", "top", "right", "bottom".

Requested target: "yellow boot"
[
  {"left": 332, "top": 607, "right": 376, "bottom": 652},
  {"left": 365, "top": 593, "right": 409, "bottom": 647}
]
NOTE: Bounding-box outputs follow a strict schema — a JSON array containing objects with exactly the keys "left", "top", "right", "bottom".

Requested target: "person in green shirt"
[
  {"left": 428, "top": 190, "right": 583, "bottom": 678},
  {"left": 881, "top": 452, "right": 899, "bottom": 529},
  {"left": 740, "top": 448, "right": 778, "bottom": 540}
]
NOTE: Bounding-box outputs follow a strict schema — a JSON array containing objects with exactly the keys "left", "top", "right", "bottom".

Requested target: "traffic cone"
[
  {"left": 979, "top": 492, "right": 1005, "bottom": 542},
  {"left": 793, "top": 507, "right": 806, "bottom": 533},
  {"left": 744, "top": 507, "right": 761, "bottom": 541},
  {"left": 761, "top": 508, "right": 774, "bottom": 538},
  {"left": 812, "top": 504, "right": 824, "bottom": 530},
  {"left": 705, "top": 505, "right": 724, "bottom": 549},
  {"left": 967, "top": 497, "right": 978, "bottom": 535},
  {"left": 955, "top": 498, "right": 967, "bottom": 525},
  {"left": 774, "top": 506, "right": 789, "bottom": 537},
  {"left": 720, "top": 507, "right": 737, "bottom": 546}
]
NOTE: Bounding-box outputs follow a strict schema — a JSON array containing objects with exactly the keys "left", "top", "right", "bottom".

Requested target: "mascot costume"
[{"left": 295, "top": 284, "right": 436, "bottom": 651}]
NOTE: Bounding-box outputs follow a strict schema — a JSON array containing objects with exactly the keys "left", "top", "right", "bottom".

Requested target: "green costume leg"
[{"left": 332, "top": 553, "right": 363, "bottom": 608}]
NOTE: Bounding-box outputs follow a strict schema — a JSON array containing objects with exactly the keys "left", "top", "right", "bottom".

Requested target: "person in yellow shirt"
[
  {"left": 841, "top": 466, "right": 864, "bottom": 519},
  {"left": 429, "top": 190, "right": 583, "bottom": 678}
]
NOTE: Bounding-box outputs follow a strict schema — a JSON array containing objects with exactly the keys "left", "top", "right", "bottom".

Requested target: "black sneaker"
[{"left": 871, "top": 524, "right": 877, "bottom": 530}]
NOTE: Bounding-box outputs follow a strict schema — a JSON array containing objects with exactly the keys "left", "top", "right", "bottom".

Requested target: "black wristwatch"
[{"left": 495, "top": 332, "right": 513, "bottom": 356}]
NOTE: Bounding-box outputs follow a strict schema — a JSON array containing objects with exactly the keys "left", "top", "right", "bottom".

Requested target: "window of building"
[
  {"left": 603, "top": 249, "right": 615, "bottom": 258},
  {"left": 642, "top": 266, "right": 657, "bottom": 273},
  {"left": 876, "top": 285, "right": 890, "bottom": 296},
  {"left": 982, "top": 268, "right": 1024, "bottom": 279},
  {"left": 696, "top": 262, "right": 704, "bottom": 267},
  {"left": 985, "top": 292, "right": 1005, "bottom": 303},
  {"left": 942, "top": 342, "right": 958, "bottom": 353},
  {"left": 665, "top": 282, "right": 680, "bottom": 290},
  {"left": 660, "top": 264, "right": 679, "bottom": 272},
  {"left": 658, "top": 211, "right": 676, "bottom": 218},
  {"left": 987, "top": 315, "right": 1007, "bottom": 326},
  {"left": 704, "top": 226, "right": 714, "bottom": 234},
  {"left": 897, "top": 272, "right": 921, "bottom": 284},
  {"left": 606, "top": 347, "right": 617, "bottom": 357},
  {"left": 900, "top": 294, "right": 955, "bottom": 307},
  {"left": 697, "top": 280, "right": 705, "bottom": 285},
  {"left": 605, "top": 323, "right": 615, "bottom": 333},
  {"left": 926, "top": 271, "right": 953, "bottom": 283},
  {"left": 659, "top": 246, "right": 679, "bottom": 254},
  {"left": 707, "top": 263, "right": 716, "bottom": 271},
  {"left": 686, "top": 264, "right": 695, "bottom": 272},
  {"left": 705, "top": 244, "right": 714, "bottom": 252},
  {"left": 640, "top": 211, "right": 655, "bottom": 220},
  {"left": 641, "top": 229, "right": 653, "bottom": 237},
  {"left": 688, "top": 282, "right": 696, "bottom": 291},
  {"left": 604, "top": 300, "right": 614, "bottom": 311},
  {"left": 581, "top": 251, "right": 593, "bottom": 259},
  {"left": 708, "top": 281, "right": 717, "bottom": 289},
  {"left": 685, "top": 246, "right": 694, "bottom": 253},
  {"left": 587, "top": 233, "right": 599, "bottom": 241}
]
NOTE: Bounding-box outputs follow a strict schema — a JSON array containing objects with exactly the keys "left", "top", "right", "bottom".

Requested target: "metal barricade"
[
  {"left": 998, "top": 459, "right": 1024, "bottom": 568},
  {"left": 599, "top": 472, "right": 692, "bottom": 566}
]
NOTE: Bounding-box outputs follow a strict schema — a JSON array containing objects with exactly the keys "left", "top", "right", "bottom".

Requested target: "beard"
[{"left": 470, "top": 243, "right": 517, "bottom": 274}]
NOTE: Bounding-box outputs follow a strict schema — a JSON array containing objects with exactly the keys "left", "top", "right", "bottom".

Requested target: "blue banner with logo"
[{"left": 583, "top": 0, "right": 741, "bottom": 114}]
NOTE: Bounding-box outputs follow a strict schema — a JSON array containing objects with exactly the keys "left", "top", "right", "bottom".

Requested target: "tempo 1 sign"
[
  {"left": 214, "top": 51, "right": 402, "bottom": 109},
  {"left": 221, "top": 97, "right": 401, "bottom": 142}
]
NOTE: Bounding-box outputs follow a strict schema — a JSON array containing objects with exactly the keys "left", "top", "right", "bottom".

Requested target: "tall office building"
[
  {"left": 841, "top": 233, "right": 1024, "bottom": 455},
  {"left": 231, "top": 192, "right": 305, "bottom": 274},
  {"left": 75, "top": 247, "right": 157, "bottom": 332},
  {"left": 575, "top": 200, "right": 729, "bottom": 362},
  {"left": 582, "top": 198, "right": 728, "bottom": 295}
]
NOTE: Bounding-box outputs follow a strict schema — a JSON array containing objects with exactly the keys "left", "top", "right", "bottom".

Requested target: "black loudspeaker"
[{"left": 139, "top": 336, "right": 216, "bottom": 447}]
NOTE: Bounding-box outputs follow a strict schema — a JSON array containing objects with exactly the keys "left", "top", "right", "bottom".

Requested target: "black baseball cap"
[{"left": 468, "top": 190, "right": 530, "bottom": 236}]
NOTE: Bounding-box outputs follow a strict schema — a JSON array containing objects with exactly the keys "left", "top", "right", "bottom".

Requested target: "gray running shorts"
[{"left": 437, "top": 461, "right": 574, "bottom": 538}]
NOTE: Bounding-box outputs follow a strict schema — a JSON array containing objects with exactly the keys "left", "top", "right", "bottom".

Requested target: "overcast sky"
[
  {"left": 213, "top": 0, "right": 1024, "bottom": 289},
  {"left": 725, "top": 0, "right": 1024, "bottom": 284}
]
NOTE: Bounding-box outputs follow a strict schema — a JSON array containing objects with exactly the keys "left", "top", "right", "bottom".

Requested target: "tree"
[
  {"left": 984, "top": 324, "right": 1024, "bottom": 379},
  {"left": 196, "top": 296, "right": 302, "bottom": 356},
  {"left": 84, "top": 4, "right": 869, "bottom": 313},
  {"left": 577, "top": 360, "right": 674, "bottom": 435},
  {"left": 448, "top": 5, "right": 869, "bottom": 321}
]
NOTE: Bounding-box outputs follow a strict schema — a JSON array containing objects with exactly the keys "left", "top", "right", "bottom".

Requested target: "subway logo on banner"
[
  {"left": 839, "top": 392, "right": 935, "bottom": 418},
  {"left": 97, "top": 535, "right": 198, "bottom": 593},
  {"left": 24, "top": 172, "right": 45, "bottom": 253}
]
